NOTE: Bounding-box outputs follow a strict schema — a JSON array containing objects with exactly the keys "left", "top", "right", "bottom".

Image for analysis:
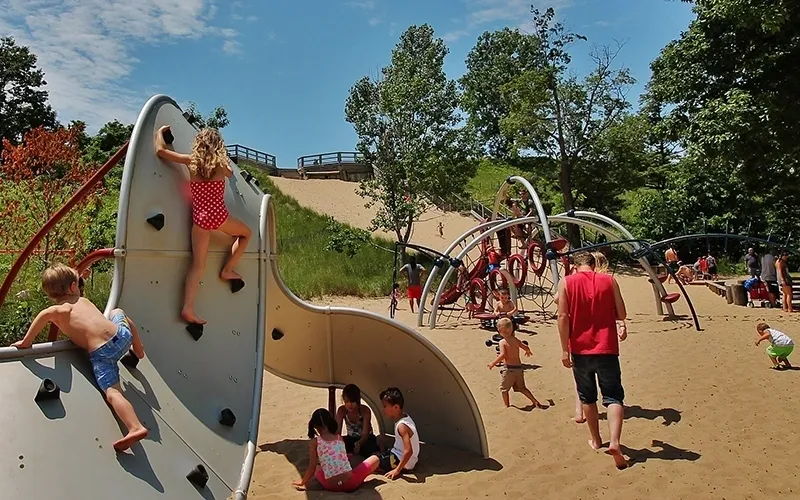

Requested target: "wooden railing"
[
  {"left": 297, "top": 152, "right": 365, "bottom": 169},
  {"left": 227, "top": 144, "right": 277, "bottom": 169}
]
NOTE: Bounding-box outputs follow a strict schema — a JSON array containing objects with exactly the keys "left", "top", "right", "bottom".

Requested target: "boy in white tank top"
[{"left": 376, "top": 387, "right": 420, "bottom": 479}]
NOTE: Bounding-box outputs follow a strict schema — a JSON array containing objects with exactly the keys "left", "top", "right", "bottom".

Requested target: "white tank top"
[
  {"left": 769, "top": 328, "right": 794, "bottom": 347},
  {"left": 391, "top": 415, "right": 420, "bottom": 469}
]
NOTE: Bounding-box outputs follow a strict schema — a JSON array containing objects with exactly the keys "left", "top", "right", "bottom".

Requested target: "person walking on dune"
[{"left": 557, "top": 251, "right": 629, "bottom": 470}]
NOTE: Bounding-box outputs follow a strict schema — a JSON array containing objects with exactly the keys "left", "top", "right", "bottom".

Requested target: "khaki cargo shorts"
[{"left": 500, "top": 366, "right": 526, "bottom": 393}]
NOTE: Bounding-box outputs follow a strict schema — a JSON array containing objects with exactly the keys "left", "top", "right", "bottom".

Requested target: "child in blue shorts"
[{"left": 12, "top": 264, "right": 148, "bottom": 451}]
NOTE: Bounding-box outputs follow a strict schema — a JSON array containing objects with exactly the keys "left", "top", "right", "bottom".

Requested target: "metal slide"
[{"left": 0, "top": 95, "right": 487, "bottom": 499}]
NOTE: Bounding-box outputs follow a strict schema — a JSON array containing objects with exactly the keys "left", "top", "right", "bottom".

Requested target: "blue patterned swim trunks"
[{"left": 88, "top": 312, "right": 133, "bottom": 391}]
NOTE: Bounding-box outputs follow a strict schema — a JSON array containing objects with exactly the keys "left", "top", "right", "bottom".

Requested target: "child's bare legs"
[
  {"left": 518, "top": 387, "right": 544, "bottom": 408},
  {"left": 105, "top": 384, "right": 148, "bottom": 451},
  {"left": 218, "top": 217, "right": 251, "bottom": 281},
  {"left": 111, "top": 308, "right": 145, "bottom": 359},
  {"left": 780, "top": 356, "right": 792, "bottom": 368},
  {"left": 501, "top": 390, "right": 510, "bottom": 408},
  {"left": 182, "top": 225, "right": 211, "bottom": 325},
  {"left": 604, "top": 403, "right": 627, "bottom": 469}
]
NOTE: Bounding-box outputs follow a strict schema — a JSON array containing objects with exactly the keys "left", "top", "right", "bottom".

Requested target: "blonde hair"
[
  {"left": 189, "top": 128, "right": 229, "bottom": 179},
  {"left": 42, "top": 263, "right": 79, "bottom": 299},
  {"left": 497, "top": 317, "right": 513, "bottom": 332},
  {"left": 592, "top": 251, "right": 609, "bottom": 273}
]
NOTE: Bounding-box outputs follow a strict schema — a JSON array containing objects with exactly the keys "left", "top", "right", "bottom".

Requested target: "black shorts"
[
  {"left": 708, "top": 265, "right": 717, "bottom": 275},
  {"left": 765, "top": 281, "right": 779, "bottom": 294},
  {"left": 667, "top": 262, "right": 679, "bottom": 273},
  {"left": 343, "top": 434, "right": 379, "bottom": 457},
  {"left": 572, "top": 353, "right": 624, "bottom": 407}
]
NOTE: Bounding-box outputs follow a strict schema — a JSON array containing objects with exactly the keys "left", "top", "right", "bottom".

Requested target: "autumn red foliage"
[{"left": 0, "top": 124, "right": 101, "bottom": 267}]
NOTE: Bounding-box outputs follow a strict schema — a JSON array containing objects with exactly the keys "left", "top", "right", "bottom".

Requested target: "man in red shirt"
[{"left": 556, "top": 251, "right": 629, "bottom": 469}]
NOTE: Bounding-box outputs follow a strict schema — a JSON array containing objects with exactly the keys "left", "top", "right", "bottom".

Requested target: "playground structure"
[
  {"left": 417, "top": 177, "right": 681, "bottom": 330},
  {"left": 0, "top": 95, "right": 488, "bottom": 499}
]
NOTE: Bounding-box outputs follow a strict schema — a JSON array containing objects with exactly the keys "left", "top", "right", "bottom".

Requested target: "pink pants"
[{"left": 315, "top": 460, "right": 373, "bottom": 493}]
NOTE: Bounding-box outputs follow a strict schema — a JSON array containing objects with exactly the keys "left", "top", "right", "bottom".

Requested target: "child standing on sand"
[
  {"left": 12, "top": 264, "right": 147, "bottom": 451},
  {"left": 488, "top": 318, "right": 546, "bottom": 409},
  {"left": 755, "top": 322, "right": 794, "bottom": 370}
]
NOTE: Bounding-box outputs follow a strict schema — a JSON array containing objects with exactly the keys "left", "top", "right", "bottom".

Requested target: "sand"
[
  {"left": 249, "top": 274, "right": 800, "bottom": 499},
  {"left": 269, "top": 177, "right": 479, "bottom": 252}
]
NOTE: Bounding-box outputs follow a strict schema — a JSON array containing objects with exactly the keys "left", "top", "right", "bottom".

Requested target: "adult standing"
[
  {"left": 399, "top": 256, "right": 426, "bottom": 313},
  {"left": 775, "top": 251, "right": 793, "bottom": 313},
  {"left": 664, "top": 246, "right": 680, "bottom": 284},
  {"left": 761, "top": 248, "right": 779, "bottom": 306},
  {"left": 556, "top": 252, "right": 629, "bottom": 470},
  {"left": 745, "top": 248, "right": 761, "bottom": 278}
]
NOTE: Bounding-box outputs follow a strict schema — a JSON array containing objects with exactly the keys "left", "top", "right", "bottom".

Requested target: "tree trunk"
[{"left": 559, "top": 159, "right": 580, "bottom": 247}]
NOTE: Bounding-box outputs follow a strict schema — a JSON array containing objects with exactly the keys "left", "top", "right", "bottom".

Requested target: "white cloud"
[
  {"left": 345, "top": 0, "right": 377, "bottom": 9},
  {"left": 442, "top": 0, "right": 573, "bottom": 42},
  {"left": 222, "top": 39, "right": 242, "bottom": 54},
  {"left": 0, "top": 0, "right": 240, "bottom": 131},
  {"left": 368, "top": 17, "right": 382, "bottom": 27}
]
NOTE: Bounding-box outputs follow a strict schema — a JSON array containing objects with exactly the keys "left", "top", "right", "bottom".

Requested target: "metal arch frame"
[
  {"left": 426, "top": 215, "right": 664, "bottom": 328},
  {"left": 558, "top": 210, "right": 675, "bottom": 317},
  {"left": 416, "top": 218, "right": 512, "bottom": 327},
  {"left": 494, "top": 176, "right": 561, "bottom": 286}
]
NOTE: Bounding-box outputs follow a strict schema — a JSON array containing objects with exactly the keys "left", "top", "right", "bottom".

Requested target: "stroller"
[{"left": 744, "top": 277, "right": 773, "bottom": 308}]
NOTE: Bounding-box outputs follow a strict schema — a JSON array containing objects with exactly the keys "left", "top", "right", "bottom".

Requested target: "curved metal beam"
[
  {"left": 427, "top": 215, "right": 643, "bottom": 328},
  {"left": 647, "top": 232, "right": 793, "bottom": 254}
]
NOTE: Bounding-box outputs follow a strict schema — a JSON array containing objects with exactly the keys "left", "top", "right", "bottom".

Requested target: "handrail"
[
  {"left": 297, "top": 151, "right": 364, "bottom": 169},
  {"left": 226, "top": 144, "right": 277, "bottom": 168},
  {"left": 0, "top": 143, "right": 129, "bottom": 309}
]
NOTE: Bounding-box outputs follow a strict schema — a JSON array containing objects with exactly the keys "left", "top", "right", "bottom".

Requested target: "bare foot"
[
  {"left": 606, "top": 445, "right": 628, "bottom": 470},
  {"left": 588, "top": 439, "right": 602, "bottom": 450},
  {"left": 220, "top": 269, "right": 242, "bottom": 281},
  {"left": 113, "top": 427, "right": 148, "bottom": 452},
  {"left": 531, "top": 400, "right": 548, "bottom": 409},
  {"left": 181, "top": 307, "right": 207, "bottom": 325},
  {"left": 574, "top": 415, "right": 586, "bottom": 424}
]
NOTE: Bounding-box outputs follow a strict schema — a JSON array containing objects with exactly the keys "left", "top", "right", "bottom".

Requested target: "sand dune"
[
  {"left": 250, "top": 274, "right": 800, "bottom": 499},
  {"left": 269, "top": 177, "right": 480, "bottom": 252}
]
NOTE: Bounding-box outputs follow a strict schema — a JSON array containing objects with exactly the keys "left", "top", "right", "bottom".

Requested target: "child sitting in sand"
[
  {"left": 376, "top": 387, "right": 420, "bottom": 480},
  {"left": 293, "top": 408, "right": 379, "bottom": 492},
  {"left": 755, "top": 322, "right": 794, "bottom": 370},
  {"left": 335, "top": 384, "right": 379, "bottom": 457},
  {"left": 12, "top": 264, "right": 147, "bottom": 451},
  {"left": 487, "top": 318, "right": 546, "bottom": 409}
]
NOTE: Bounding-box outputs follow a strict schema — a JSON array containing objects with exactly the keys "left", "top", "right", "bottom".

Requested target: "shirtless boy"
[
  {"left": 494, "top": 289, "right": 518, "bottom": 318},
  {"left": 12, "top": 264, "right": 148, "bottom": 451},
  {"left": 488, "top": 318, "right": 545, "bottom": 409}
]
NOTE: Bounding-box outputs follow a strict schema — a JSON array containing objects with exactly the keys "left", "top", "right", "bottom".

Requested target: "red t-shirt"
[
  {"left": 565, "top": 271, "right": 619, "bottom": 355},
  {"left": 487, "top": 249, "right": 500, "bottom": 266}
]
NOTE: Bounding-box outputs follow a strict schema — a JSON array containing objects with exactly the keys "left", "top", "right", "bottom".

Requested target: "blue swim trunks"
[{"left": 89, "top": 312, "right": 133, "bottom": 392}]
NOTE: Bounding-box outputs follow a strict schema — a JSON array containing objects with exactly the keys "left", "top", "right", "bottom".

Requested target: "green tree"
[
  {"left": 0, "top": 37, "right": 58, "bottom": 153},
  {"left": 344, "top": 24, "right": 476, "bottom": 244},
  {"left": 645, "top": 0, "right": 800, "bottom": 240},
  {"left": 497, "top": 8, "right": 636, "bottom": 243},
  {"left": 460, "top": 28, "right": 540, "bottom": 158},
  {"left": 185, "top": 101, "right": 230, "bottom": 130}
]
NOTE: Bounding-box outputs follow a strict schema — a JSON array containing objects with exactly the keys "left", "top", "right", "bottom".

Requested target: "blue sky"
[{"left": 0, "top": 0, "right": 694, "bottom": 169}]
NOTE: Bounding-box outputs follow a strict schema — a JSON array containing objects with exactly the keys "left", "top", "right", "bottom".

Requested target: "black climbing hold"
[
  {"left": 566, "top": 208, "right": 576, "bottom": 217},
  {"left": 186, "top": 464, "right": 209, "bottom": 489},
  {"left": 271, "top": 328, "right": 284, "bottom": 341},
  {"left": 484, "top": 339, "right": 494, "bottom": 347},
  {"left": 433, "top": 259, "right": 445, "bottom": 269},
  {"left": 146, "top": 213, "right": 165, "bottom": 231},
  {"left": 506, "top": 176, "right": 516, "bottom": 185},
  {"left": 120, "top": 350, "right": 139, "bottom": 369},
  {"left": 186, "top": 323, "right": 204, "bottom": 341},
  {"left": 242, "top": 170, "right": 254, "bottom": 183},
  {"left": 253, "top": 178, "right": 260, "bottom": 187},
  {"left": 35, "top": 378, "right": 60, "bottom": 402},
  {"left": 492, "top": 333, "right": 502, "bottom": 343},
  {"left": 522, "top": 340, "right": 529, "bottom": 346},
  {"left": 219, "top": 408, "right": 236, "bottom": 427},
  {"left": 545, "top": 249, "right": 559, "bottom": 261},
  {"left": 230, "top": 279, "right": 245, "bottom": 294},
  {"left": 449, "top": 258, "right": 462, "bottom": 269},
  {"left": 162, "top": 128, "right": 174, "bottom": 145}
]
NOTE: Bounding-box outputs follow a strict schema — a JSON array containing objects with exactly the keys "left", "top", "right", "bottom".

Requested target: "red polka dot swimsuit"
[{"left": 189, "top": 180, "right": 229, "bottom": 230}]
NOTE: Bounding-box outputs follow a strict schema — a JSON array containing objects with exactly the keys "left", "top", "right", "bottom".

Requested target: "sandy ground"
[
  {"left": 270, "top": 177, "right": 478, "bottom": 252},
  {"left": 249, "top": 273, "right": 800, "bottom": 500}
]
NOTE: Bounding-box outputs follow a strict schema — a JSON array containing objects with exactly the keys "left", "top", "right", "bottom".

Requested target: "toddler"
[
  {"left": 755, "top": 322, "right": 794, "bottom": 370},
  {"left": 488, "top": 318, "right": 545, "bottom": 409}
]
